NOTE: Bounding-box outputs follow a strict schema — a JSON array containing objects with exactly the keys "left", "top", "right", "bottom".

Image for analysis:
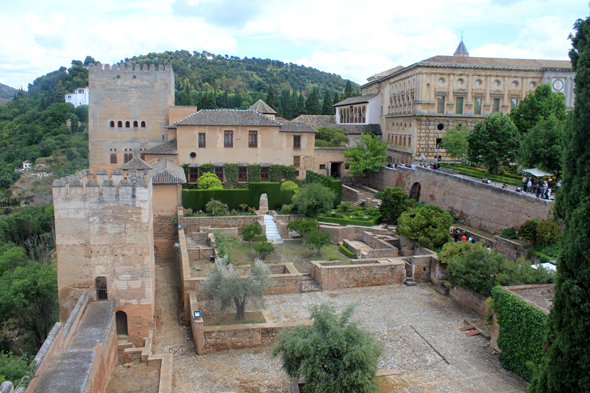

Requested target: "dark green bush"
[
  {"left": 339, "top": 243, "right": 357, "bottom": 258},
  {"left": 518, "top": 218, "right": 539, "bottom": 242},
  {"left": 536, "top": 219, "right": 562, "bottom": 246},
  {"left": 500, "top": 227, "right": 518, "bottom": 240}
]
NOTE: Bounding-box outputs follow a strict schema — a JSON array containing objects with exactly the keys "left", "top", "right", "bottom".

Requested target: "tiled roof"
[
  {"left": 279, "top": 121, "right": 317, "bottom": 133},
  {"left": 144, "top": 138, "right": 177, "bottom": 155},
  {"left": 249, "top": 99, "right": 277, "bottom": 114},
  {"left": 151, "top": 159, "right": 186, "bottom": 184},
  {"left": 118, "top": 156, "right": 153, "bottom": 170},
  {"left": 333, "top": 94, "right": 379, "bottom": 107},
  {"left": 175, "top": 109, "right": 281, "bottom": 127},
  {"left": 292, "top": 115, "right": 382, "bottom": 135}
]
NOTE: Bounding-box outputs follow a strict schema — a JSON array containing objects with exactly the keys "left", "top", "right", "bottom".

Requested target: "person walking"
[
  {"left": 527, "top": 179, "right": 532, "bottom": 193},
  {"left": 461, "top": 233, "right": 467, "bottom": 242},
  {"left": 522, "top": 176, "right": 528, "bottom": 190}
]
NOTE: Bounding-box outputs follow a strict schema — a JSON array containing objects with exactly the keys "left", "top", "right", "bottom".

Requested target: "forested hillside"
[
  {"left": 0, "top": 82, "right": 17, "bottom": 100},
  {"left": 127, "top": 50, "right": 360, "bottom": 119}
]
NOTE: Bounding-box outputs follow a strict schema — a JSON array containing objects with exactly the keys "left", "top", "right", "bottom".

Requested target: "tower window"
[
  {"left": 293, "top": 135, "right": 301, "bottom": 150},
  {"left": 125, "top": 121, "right": 130, "bottom": 128},
  {"left": 110, "top": 121, "right": 115, "bottom": 127},
  {"left": 474, "top": 97, "right": 482, "bottom": 115},
  {"left": 96, "top": 277, "right": 108, "bottom": 300},
  {"left": 141, "top": 121, "right": 146, "bottom": 128},
  {"left": 133, "top": 120, "right": 138, "bottom": 127},
  {"left": 117, "top": 121, "right": 123, "bottom": 128},
  {"left": 110, "top": 154, "right": 117, "bottom": 164},
  {"left": 224, "top": 130, "right": 233, "bottom": 148}
]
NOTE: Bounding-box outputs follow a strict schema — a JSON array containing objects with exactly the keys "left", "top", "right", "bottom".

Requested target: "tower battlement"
[{"left": 88, "top": 62, "right": 172, "bottom": 75}]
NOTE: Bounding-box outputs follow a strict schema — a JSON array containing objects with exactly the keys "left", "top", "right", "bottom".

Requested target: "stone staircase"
[{"left": 263, "top": 214, "right": 282, "bottom": 243}]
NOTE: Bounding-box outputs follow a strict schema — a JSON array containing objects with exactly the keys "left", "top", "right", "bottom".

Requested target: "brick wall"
[
  {"left": 450, "top": 286, "right": 489, "bottom": 317},
  {"left": 310, "top": 260, "right": 406, "bottom": 291},
  {"left": 319, "top": 224, "right": 391, "bottom": 244},
  {"left": 154, "top": 215, "right": 177, "bottom": 259},
  {"left": 180, "top": 215, "right": 265, "bottom": 234},
  {"left": 342, "top": 185, "right": 360, "bottom": 201},
  {"left": 493, "top": 236, "right": 530, "bottom": 262}
]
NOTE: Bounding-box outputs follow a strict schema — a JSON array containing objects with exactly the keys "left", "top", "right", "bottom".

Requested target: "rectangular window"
[
  {"left": 511, "top": 98, "right": 518, "bottom": 110},
  {"left": 436, "top": 138, "right": 442, "bottom": 148},
  {"left": 110, "top": 154, "right": 117, "bottom": 164},
  {"left": 293, "top": 156, "right": 300, "bottom": 168},
  {"left": 293, "top": 135, "right": 301, "bottom": 150},
  {"left": 492, "top": 98, "right": 500, "bottom": 112},
  {"left": 474, "top": 97, "right": 482, "bottom": 115},
  {"left": 249, "top": 131, "right": 257, "bottom": 148},
  {"left": 238, "top": 167, "right": 248, "bottom": 182},
  {"left": 456, "top": 97, "right": 464, "bottom": 115},
  {"left": 189, "top": 167, "right": 199, "bottom": 183},
  {"left": 198, "top": 133, "right": 206, "bottom": 148},
  {"left": 224, "top": 131, "right": 233, "bottom": 147},
  {"left": 261, "top": 167, "right": 270, "bottom": 182},
  {"left": 408, "top": 137, "right": 411, "bottom": 147},
  {"left": 124, "top": 153, "right": 133, "bottom": 163},
  {"left": 319, "top": 164, "right": 325, "bottom": 170},
  {"left": 437, "top": 96, "right": 445, "bottom": 114},
  {"left": 96, "top": 277, "right": 108, "bottom": 300},
  {"left": 215, "top": 167, "right": 224, "bottom": 182}
]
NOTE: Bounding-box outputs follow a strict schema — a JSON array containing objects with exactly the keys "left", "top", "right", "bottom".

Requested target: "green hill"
[{"left": 0, "top": 82, "right": 17, "bottom": 100}]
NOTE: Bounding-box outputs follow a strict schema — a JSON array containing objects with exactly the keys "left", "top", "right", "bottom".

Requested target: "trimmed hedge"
[
  {"left": 318, "top": 214, "right": 382, "bottom": 227},
  {"left": 339, "top": 243, "right": 357, "bottom": 258},
  {"left": 182, "top": 182, "right": 296, "bottom": 211},
  {"left": 306, "top": 170, "right": 342, "bottom": 206},
  {"left": 439, "top": 164, "right": 521, "bottom": 186},
  {"left": 492, "top": 286, "right": 548, "bottom": 382}
]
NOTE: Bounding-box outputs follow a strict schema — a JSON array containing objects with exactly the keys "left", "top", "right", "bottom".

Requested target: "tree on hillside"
[
  {"left": 528, "top": 16, "right": 590, "bottom": 393},
  {"left": 379, "top": 186, "right": 414, "bottom": 224},
  {"left": 396, "top": 205, "right": 452, "bottom": 250},
  {"left": 322, "top": 90, "right": 335, "bottom": 115},
  {"left": 466, "top": 112, "right": 519, "bottom": 174},
  {"left": 272, "top": 303, "right": 383, "bottom": 393},
  {"left": 292, "top": 183, "right": 336, "bottom": 217},
  {"left": 333, "top": 91, "right": 341, "bottom": 106},
  {"left": 305, "top": 88, "right": 321, "bottom": 115},
  {"left": 517, "top": 115, "right": 565, "bottom": 177},
  {"left": 205, "top": 257, "right": 271, "bottom": 321},
  {"left": 267, "top": 84, "right": 280, "bottom": 112},
  {"left": 343, "top": 80, "right": 353, "bottom": 99},
  {"left": 297, "top": 92, "right": 305, "bottom": 115},
  {"left": 509, "top": 83, "right": 567, "bottom": 134},
  {"left": 440, "top": 124, "right": 469, "bottom": 163},
  {"left": 343, "top": 133, "right": 387, "bottom": 186}
]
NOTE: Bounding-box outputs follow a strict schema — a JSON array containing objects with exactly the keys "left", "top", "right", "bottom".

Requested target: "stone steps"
[
  {"left": 405, "top": 279, "right": 417, "bottom": 286},
  {"left": 263, "top": 214, "right": 282, "bottom": 243}
]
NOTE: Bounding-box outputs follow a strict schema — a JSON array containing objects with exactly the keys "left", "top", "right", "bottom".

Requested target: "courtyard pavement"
[{"left": 172, "top": 283, "right": 527, "bottom": 393}]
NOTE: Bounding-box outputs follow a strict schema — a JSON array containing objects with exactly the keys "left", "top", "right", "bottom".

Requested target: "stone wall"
[
  {"left": 366, "top": 165, "right": 553, "bottom": 234},
  {"left": 319, "top": 224, "right": 390, "bottom": 245},
  {"left": 493, "top": 236, "right": 530, "bottom": 262},
  {"left": 310, "top": 259, "right": 406, "bottom": 291},
  {"left": 342, "top": 185, "right": 360, "bottom": 202},
  {"left": 450, "top": 286, "right": 489, "bottom": 317},
  {"left": 154, "top": 215, "right": 177, "bottom": 259},
  {"left": 180, "top": 215, "right": 265, "bottom": 234}
]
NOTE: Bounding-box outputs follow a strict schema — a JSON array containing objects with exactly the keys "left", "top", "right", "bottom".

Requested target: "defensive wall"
[
  {"left": 366, "top": 165, "right": 553, "bottom": 234},
  {"left": 52, "top": 168, "right": 156, "bottom": 344}
]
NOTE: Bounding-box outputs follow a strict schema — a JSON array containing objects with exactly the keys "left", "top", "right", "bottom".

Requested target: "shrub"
[
  {"left": 206, "top": 199, "right": 228, "bottom": 216},
  {"left": 214, "top": 231, "right": 237, "bottom": 264},
  {"left": 438, "top": 241, "right": 484, "bottom": 264},
  {"left": 339, "top": 243, "right": 357, "bottom": 258},
  {"left": 280, "top": 181, "right": 299, "bottom": 190},
  {"left": 499, "top": 227, "right": 518, "bottom": 240},
  {"left": 251, "top": 234, "right": 267, "bottom": 242},
  {"left": 292, "top": 183, "right": 336, "bottom": 217},
  {"left": 518, "top": 218, "right": 539, "bottom": 242},
  {"left": 242, "top": 223, "right": 262, "bottom": 246},
  {"left": 287, "top": 218, "right": 318, "bottom": 236},
  {"left": 304, "top": 230, "right": 331, "bottom": 255},
  {"left": 253, "top": 240, "right": 275, "bottom": 260},
  {"left": 396, "top": 205, "right": 452, "bottom": 250},
  {"left": 379, "top": 186, "right": 414, "bottom": 223},
  {"left": 535, "top": 219, "right": 562, "bottom": 246},
  {"left": 197, "top": 172, "right": 223, "bottom": 190},
  {"left": 280, "top": 204, "right": 295, "bottom": 213}
]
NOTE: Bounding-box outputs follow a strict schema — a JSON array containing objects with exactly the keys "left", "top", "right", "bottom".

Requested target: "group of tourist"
[
  {"left": 516, "top": 176, "right": 559, "bottom": 199},
  {"left": 450, "top": 228, "right": 476, "bottom": 243}
]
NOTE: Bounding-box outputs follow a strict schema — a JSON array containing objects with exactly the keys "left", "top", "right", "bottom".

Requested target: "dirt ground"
[
  {"left": 190, "top": 239, "right": 350, "bottom": 276},
  {"left": 106, "top": 361, "right": 160, "bottom": 393},
  {"left": 154, "top": 258, "right": 187, "bottom": 354}
]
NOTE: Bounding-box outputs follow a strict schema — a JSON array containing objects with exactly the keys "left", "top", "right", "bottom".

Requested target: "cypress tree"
[
  {"left": 291, "top": 91, "right": 300, "bottom": 118},
  {"left": 267, "top": 84, "right": 278, "bottom": 111},
  {"left": 343, "top": 80, "right": 353, "bottom": 99},
  {"left": 282, "top": 89, "right": 293, "bottom": 119},
  {"left": 527, "top": 16, "right": 590, "bottom": 393},
  {"left": 297, "top": 91, "right": 305, "bottom": 115},
  {"left": 305, "top": 88, "right": 321, "bottom": 115},
  {"left": 322, "top": 90, "right": 334, "bottom": 115},
  {"left": 333, "top": 91, "right": 341, "bottom": 106}
]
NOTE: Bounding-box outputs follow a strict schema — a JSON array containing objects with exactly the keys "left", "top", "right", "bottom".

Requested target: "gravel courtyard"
[{"left": 172, "top": 283, "right": 527, "bottom": 393}]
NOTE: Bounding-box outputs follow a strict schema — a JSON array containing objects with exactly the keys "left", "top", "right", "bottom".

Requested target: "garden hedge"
[
  {"left": 318, "top": 214, "right": 382, "bottom": 227},
  {"left": 492, "top": 286, "right": 548, "bottom": 382},
  {"left": 339, "top": 243, "right": 357, "bottom": 258},
  {"left": 306, "top": 170, "right": 342, "bottom": 206},
  {"left": 182, "top": 182, "right": 296, "bottom": 211}
]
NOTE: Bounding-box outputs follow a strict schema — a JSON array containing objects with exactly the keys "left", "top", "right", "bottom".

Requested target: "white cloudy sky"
[{"left": 0, "top": 0, "right": 586, "bottom": 89}]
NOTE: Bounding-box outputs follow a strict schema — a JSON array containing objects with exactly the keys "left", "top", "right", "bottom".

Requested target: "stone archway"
[
  {"left": 409, "top": 182, "right": 421, "bottom": 201},
  {"left": 116, "top": 311, "right": 128, "bottom": 335}
]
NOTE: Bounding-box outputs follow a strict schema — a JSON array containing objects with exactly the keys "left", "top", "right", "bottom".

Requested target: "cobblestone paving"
[{"left": 172, "top": 283, "right": 527, "bottom": 393}]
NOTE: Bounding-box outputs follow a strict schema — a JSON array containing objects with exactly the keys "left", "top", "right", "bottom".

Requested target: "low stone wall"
[
  {"left": 493, "top": 236, "right": 530, "bottom": 262},
  {"left": 269, "top": 211, "right": 304, "bottom": 223},
  {"left": 180, "top": 215, "right": 265, "bottom": 234},
  {"left": 342, "top": 185, "right": 360, "bottom": 202},
  {"left": 276, "top": 219, "right": 289, "bottom": 239},
  {"left": 319, "top": 224, "right": 391, "bottom": 245},
  {"left": 310, "top": 259, "right": 406, "bottom": 291},
  {"left": 450, "top": 286, "right": 489, "bottom": 317}
]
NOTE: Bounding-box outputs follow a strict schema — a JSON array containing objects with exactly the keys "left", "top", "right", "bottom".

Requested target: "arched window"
[
  {"left": 125, "top": 121, "right": 130, "bottom": 128},
  {"left": 124, "top": 153, "right": 133, "bottom": 163},
  {"left": 133, "top": 120, "right": 138, "bottom": 127},
  {"left": 116, "top": 311, "right": 128, "bottom": 335},
  {"left": 110, "top": 154, "right": 117, "bottom": 164},
  {"left": 141, "top": 121, "right": 146, "bottom": 128},
  {"left": 117, "top": 121, "right": 123, "bottom": 128},
  {"left": 110, "top": 121, "right": 115, "bottom": 127}
]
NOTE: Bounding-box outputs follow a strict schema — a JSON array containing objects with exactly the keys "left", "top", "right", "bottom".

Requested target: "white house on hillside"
[{"left": 65, "top": 88, "right": 89, "bottom": 107}]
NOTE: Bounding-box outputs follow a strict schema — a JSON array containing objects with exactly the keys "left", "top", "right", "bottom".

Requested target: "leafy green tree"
[
  {"left": 75, "top": 105, "right": 88, "bottom": 123},
  {"left": 305, "top": 88, "right": 321, "bottom": 115},
  {"left": 517, "top": 115, "right": 564, "bottom": 176},
  {"left": 528, "top": 18, "right": 590, "bottom": 392},
  {"left": 272, "top": 303, "right": 383, "bottom": 393},
  {"left": 379, "top": 186, "right": 414, "bottom": 224},
  {"left": 466, "top": 112, "right": 519, "bottom": 173},
  {"left": 83, "top": 56, "right": 96, "bottom": 66},
  {"left": 287, "top": 218, "right": 319, "bottom": 236},
  {"left": 252, "top": 240, "right": 276, "bottom": 260},
  {"left": 242, "top": 223, "right": 262, "bottom": 246},
  {"left": 304, "top": 230, "right": 331, "bottom": 255},
  {"left": 321, "top": 90, "right": 334, "bottom": 115},
  {"left": 343, "top": 133, "right": 387, "bottom": 186},
  {"left": 205, "top": 257, "right": 271, "bottom": 320},
  {"left": 440, "top": 124, "right": 469, "bottom": 163},
  {"left": 280, "top": 181, "right": 299, "bottom": 191},
  {"left": 396, "top": 205, "right": 452, "bottom": 250},
  {"left": 197, "top": 172, "right": 222, "bottom": 189},
  {"left": 510, "top": 83, "right": 567, "bottom": 134},
  {"left": 0, "top": 352, "right": 34, "bottom": 386},
  {"left": 266, "top": 84, "right": 279, "bottom": 112},
  {"left": 65, "top": 148, "right": 78, "bottom": 161},
  {"left": 315, "top": 127, "right": 349, "bottom": 147},
  {"left": 438, "top": 240, "right": 484, "bottom": 265},
  {"left": 292, "top": 183, "right": 336, "bottom": 217}
]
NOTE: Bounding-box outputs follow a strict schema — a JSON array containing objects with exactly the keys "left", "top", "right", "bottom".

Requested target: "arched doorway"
[
  {"left": 116, "top": 311, "right": 128, "bottom": 335},
  {"left": 409, "top": 182, "right": 421, "bottom": 201}
]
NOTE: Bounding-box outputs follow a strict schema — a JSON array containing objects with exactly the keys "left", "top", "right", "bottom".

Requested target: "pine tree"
[
  {"left": 305, "top": 88, "right": 321, "bottom": 115},
  {"left": 267, "top": 84, "right": 278, "bottom": 111},
  {"left": 322, "top": 90, "right": 334, "bottom": 115},
  {"left": 527, "top": 16, "right": 590, "bottom": 393},
  {"left": 282, "top": 89, "right": 293, "bottom": 119}
]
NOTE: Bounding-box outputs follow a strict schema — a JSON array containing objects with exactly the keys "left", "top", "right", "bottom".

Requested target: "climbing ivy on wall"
[
  {"left": 284, "top": 166, "right": 297, "bottom": 182},
  {"left": 491, "top": 286, "right": 548, "bottom": 382},
  {"left": 270, "top": 165, "right": 284, "bottom": 182},
  {"left": 200, "top": 164, "right": 214, "bottom": 174},
  {"left": 248, "top": 164, "right": 261, "bottom": 182},
  {"left": 224, "top": 164, "right": 238, "bottom": 189}
]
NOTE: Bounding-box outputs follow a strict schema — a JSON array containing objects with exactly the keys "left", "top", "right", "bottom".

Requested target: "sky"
[{"left": 0, "top": 0, "right": 587, "bottom": 90}]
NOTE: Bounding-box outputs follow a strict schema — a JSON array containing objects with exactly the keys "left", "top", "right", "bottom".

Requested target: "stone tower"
[{"left": 88, "top": 63, "right": 174, "bottom": 172}]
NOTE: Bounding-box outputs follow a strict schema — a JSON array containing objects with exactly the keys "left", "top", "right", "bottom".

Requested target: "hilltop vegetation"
[{"left": 0, "top": 82, "right": 17, "bottom": 101}]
